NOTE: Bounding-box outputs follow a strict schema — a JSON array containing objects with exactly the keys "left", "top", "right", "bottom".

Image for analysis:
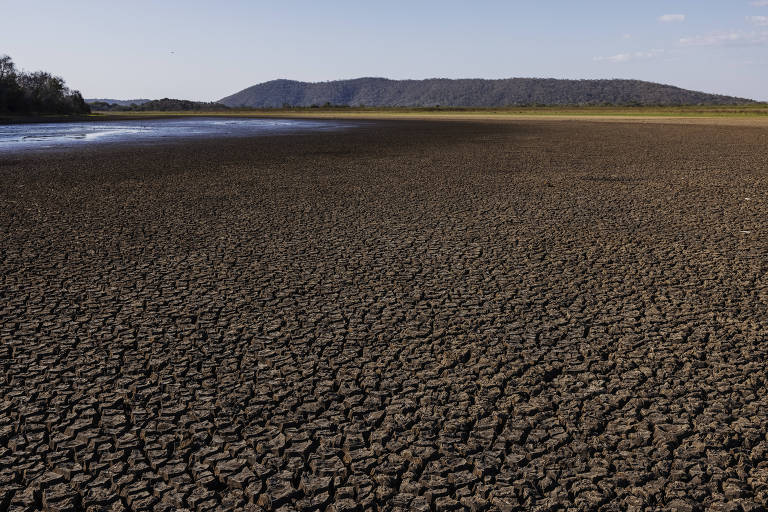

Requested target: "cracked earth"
[{"left": 1, "top": 119, "right": 768, "bottom": 511}]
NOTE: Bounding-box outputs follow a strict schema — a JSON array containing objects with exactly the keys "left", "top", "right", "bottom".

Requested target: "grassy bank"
[
  {"left": 5, "top": 104, "right": 768, "bottom": 125},
  {"left": 90, "top": 104, "right": 768, "bottom": 119}
]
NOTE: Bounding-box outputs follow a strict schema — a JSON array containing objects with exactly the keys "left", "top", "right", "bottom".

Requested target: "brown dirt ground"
[{"left": 2, "top": 119, "right": 768, "bottom": 511}]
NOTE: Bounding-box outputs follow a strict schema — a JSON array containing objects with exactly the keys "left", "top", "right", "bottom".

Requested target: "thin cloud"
[
  {"left": 659, "top": 14, "right": 686, "bottom": 22},
  {"left": 594, "top": 50, "right": 664, "bottom": 63},
  {"left": 680, "top": 30, "right": 768, "bottom": 46},
  {"left": 747, "top": 15, "right": 768, "bottom": 25},
  {"left": 750, "top": 1, "right": 768, "bottom": 6}
]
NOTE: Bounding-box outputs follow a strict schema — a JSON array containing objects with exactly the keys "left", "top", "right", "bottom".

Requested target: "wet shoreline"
[{"left": 0, "top": 117, "right": 357, "bottom": 153}]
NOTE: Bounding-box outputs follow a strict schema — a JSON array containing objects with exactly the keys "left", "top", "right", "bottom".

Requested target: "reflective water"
[{"left": 0, "top": 118, "right": 352, "bottom": 152}]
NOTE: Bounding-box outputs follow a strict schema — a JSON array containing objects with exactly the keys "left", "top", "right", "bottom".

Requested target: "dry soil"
[{"left": 2, "top": 119, "right": 768, "bottom": 511}]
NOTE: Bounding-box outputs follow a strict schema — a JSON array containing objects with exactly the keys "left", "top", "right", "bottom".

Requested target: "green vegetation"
[
  {"left": 90, "top": 98, "right": 229, "bottom": 112},
  {"left": 97, "top": 104, "right": 768, "bottom": 120},
  {"left": 0, "top": 55, "right": 90, "bottom": 115},
  {"left": 235, "top": 104, "right": 768, "bottom": 117},
  {"left": 219, "top": 78, "right": 755, "bottom": 109}
]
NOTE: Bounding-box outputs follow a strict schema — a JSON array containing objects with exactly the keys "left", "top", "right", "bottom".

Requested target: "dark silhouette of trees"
[
  {"left": 0, "top": 55, "right": 90, "bottom": 114},
  {"left": 0, "top": 55, "right": 24, "bottom": 113}
]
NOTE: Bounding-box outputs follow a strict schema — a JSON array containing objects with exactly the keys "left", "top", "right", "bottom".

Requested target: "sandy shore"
[{"left": 2, "top": 119, "right": 768, "bottom": 510}]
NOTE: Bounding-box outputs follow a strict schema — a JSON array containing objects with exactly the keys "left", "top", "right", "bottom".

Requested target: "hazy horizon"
[{"left": 5, "top": 0, "right": 767, "bottom": 101}]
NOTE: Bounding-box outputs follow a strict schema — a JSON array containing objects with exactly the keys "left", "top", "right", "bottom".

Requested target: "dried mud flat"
[{"left": 2, "top": 120, "right": 768, "bottom": 512}]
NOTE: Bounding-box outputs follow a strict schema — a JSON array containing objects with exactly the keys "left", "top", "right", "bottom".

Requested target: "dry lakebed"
[{"left": 2, "top": 117, "right": 768, "bottom": 511}]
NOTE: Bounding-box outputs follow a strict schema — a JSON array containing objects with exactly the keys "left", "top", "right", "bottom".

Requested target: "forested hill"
[{"left": 219, "top": 78, "right": 754, "bottom": 108}]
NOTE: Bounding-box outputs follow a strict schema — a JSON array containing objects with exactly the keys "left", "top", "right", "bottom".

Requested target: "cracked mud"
[{"left": 2, "top": 120, "right": 768, "bottom": 511}]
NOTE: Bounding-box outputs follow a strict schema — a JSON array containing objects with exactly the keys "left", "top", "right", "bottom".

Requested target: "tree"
[
  {"left": 0, "top": 54, "right": 90, "bottom": 114},
  {"left": 0, "top": 55, "right": 17, "bottom": 81},
  {"left": 0, "top": 55, "right": 24, "bottom": 112}
]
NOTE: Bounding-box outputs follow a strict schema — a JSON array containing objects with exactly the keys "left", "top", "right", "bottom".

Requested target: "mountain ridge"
[{"left": 219, "top": 77, "right": 754, "bottom": 108}]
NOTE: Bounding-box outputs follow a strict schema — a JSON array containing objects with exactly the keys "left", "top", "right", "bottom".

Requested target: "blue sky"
[{"left": 3, "top": 0, "right": 767, "bottom": 101}]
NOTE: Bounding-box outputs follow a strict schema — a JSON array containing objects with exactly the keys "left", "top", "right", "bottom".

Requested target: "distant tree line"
[
  {"left": 90, "top": 98, "right": 229, "bottom": 112},
  {"left": 0, "top": 55, "right": 90, "bottom": 114}
]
